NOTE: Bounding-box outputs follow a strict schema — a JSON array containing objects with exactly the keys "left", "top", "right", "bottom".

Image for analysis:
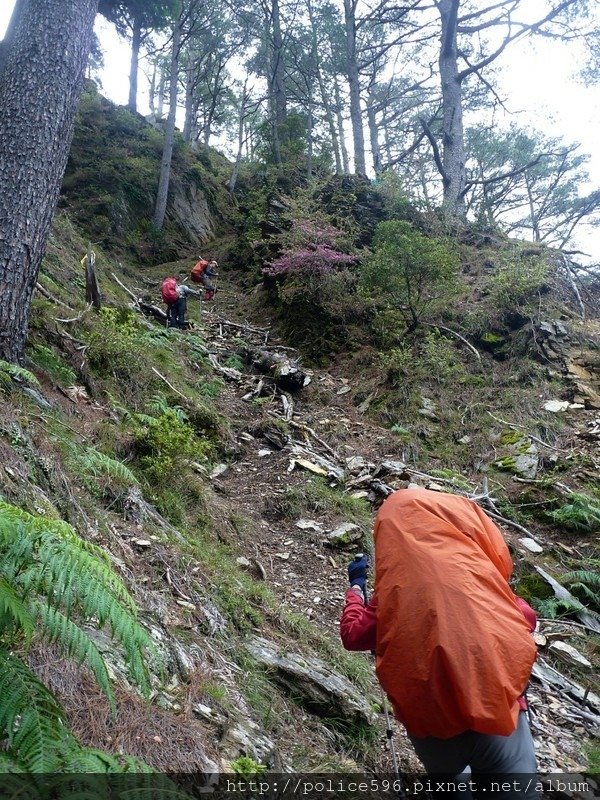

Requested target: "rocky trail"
[
  {"left": 159, "top": 278, "right": 599, "bottom": 782},
  {"left": 12, "top": 265, "right": 598, "bottom": 786}
]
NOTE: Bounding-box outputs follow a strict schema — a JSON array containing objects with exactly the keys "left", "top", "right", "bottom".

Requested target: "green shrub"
[
  {"left": 131, "top": 407, "right": 208, "bottom": 487},
  {"left": 231, "top": 756, "right": 267, "bottom": 775},
  {"left": 360, "top": 220, "right": 458, "bottom": 331},
  {"left": 488, "top": 250, "right": 549, "bottom": 312},
  {"left": 84, "top": 307, "right": 148, "bottom": 380}
]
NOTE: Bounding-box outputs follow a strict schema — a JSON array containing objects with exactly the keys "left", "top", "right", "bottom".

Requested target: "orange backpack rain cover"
[{"left": 374, "top": 489, "right": 536, "bottom": 740}]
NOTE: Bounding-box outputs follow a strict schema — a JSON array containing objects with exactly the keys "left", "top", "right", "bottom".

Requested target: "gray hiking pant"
[{"left": 409, "top": 712, "right": 539, "bottom": 800}]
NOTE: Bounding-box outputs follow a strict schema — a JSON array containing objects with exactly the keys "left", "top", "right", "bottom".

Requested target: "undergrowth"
[{"left": 0, "top": 501, "right": 153, "bottom": 772}]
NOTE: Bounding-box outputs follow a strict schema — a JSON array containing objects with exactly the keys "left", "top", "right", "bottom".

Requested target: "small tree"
[{"left": 360, "top": 220, "right": 458, "bottom": 331}]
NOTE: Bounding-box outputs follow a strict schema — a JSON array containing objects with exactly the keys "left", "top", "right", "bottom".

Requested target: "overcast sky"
[{"left": 1, "top": 2, "right": 599, "bottom": 261}]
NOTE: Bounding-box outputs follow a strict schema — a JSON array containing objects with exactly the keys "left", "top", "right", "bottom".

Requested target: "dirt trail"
[{"left": 179, "top": 278, "right": 593, "bottom": 777}]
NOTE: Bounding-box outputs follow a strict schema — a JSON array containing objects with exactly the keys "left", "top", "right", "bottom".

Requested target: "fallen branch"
[
  {"left": 423, "top": 322, "right": 481, "bottom": 362},
  {"left": 36, "top": 281, "right": 73, "bottom": 310},
  {"left": 217, "top": 318, "right": 270, "bottom": 335},
  {"left": 54, "top": 303, "right": 93, "bottom": 324},
  {"left": 110, "top": 271, "right": 139, "bottom": 303},
  {"left": 532, "top": 657, "right": 599, "bottom": 713},
  {"left": 482, "top": 508, "right": 535, "bottom": 538},
  {"left": 208, "top": 353, "right": 243, "bottom": 381},
  {"left": 151, "top": 367, "right": 188, "bottom": 400}
]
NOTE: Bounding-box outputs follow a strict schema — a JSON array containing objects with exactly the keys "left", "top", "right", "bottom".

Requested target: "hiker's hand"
[{"left": 348, "top": 554, "right": 369, "bottom": 593}]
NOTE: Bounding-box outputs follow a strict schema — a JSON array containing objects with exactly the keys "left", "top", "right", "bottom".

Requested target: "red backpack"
[
  {"left": 190, "top": 259, "right": 209, "bottom": 283},
  {"left": 161, "top": 277, "right": 178, "bottom": 304}
]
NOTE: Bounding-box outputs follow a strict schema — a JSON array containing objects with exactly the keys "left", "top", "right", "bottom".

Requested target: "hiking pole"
[{"left": 350, "top": 554, "right": 402, "bottom": 781}]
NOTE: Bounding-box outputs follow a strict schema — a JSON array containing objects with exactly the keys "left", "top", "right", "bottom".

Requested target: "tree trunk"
[
  {"left": 271, "top": 0, "right": 287, "bottom": 153},
  {"left": 0, "top": 0, "right": 25, "bottom": 76},
  {"left": 366, "top": 93, "right": 382, "bottom": 176},
  {"left": 183, "top": 55, "right": 195, "bottom": 144},
  {"left": 84, "top": 243, "right": 101, "bottom": 309},
  {"left": 306, "top": 103, "right": 314, "bottom": 180},
  {"left": 333, "top": 77, "right": 350, "bottom": 175},
  {"left": 307, "top": 0, "right": 342, "bottom": 175},
  {"left": 153, "top": 15, "right": 181, "bottom": 230},
  {"left": 157, "top": 62, "right": 167, "bottom": 119},
  {"left": 148, "top": 61, "right": 157, "bottom": 116},
  {"left": 525, "top": 173, "right": 541, "bottom": 242},
  {"left": 437, "top": 0, "right": 466, "bottom": 216},
  {"left": 343, "top": 0, "right": 366, "bottom": 176},
  {"left": 128, "top": 12, "right": 142, "bottom": 112},
  {"left": 0, "top": 0, "right": 97, "bottom": 363},
  {"left": 228, "top": 82, "right": 249, "bottom": 195}
]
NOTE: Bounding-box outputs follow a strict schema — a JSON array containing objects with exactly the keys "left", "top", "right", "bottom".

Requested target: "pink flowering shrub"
[
  {"left": 263, "top": 244, "right": 356, "bottom": 278},
  {"left": 288, "top": 219, "right": 342, "bottom": 247}
]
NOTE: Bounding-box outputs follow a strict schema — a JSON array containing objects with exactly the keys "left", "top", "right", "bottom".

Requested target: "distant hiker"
[
  {"left": 160, "top": 276, "right": 201, "bottom": 329},
  {"left": 190, "top": 258, "right": 218, "bottom": 301},
  {"left": 341, "top": 488, "right": 539, "bottom": 799}
]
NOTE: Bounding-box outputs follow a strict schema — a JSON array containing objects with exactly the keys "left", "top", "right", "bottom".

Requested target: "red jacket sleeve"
[
  {"left": 340, "top": 589, "right": 377, "bottom": 651},
  {"left": 514, "top": 594, "right": 537, "bottom": 632}
]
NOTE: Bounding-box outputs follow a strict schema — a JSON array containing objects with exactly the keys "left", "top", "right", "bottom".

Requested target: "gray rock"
[
  {"left": 548, "top": 641, "right": 592, "bottom": 669},
  {"left": 296, "top": 519, "right": 325, "bottom": 533},
  {"left": 418, "top": 397, "right": 439, "bottom": 421},
  {"left": 326, "top": 522, "right": 362, "bottom": 548},
  {"left": 519, "top": 537, "right": 544, "bottom": 554},
  {"left": 373, "top": 460, "right": 408, "bottom": 477},
  {"left": 346, "top": 456, "right": 371, "bottom": 475},
  {"left": 245, "top": 636, "right": 375, "bottom": 727},
  {"left": 21, "top": 387, "right": 53, "bottom": 409},
  {"left": 513, "top": 448, "right": 539, "bottom": 479}
]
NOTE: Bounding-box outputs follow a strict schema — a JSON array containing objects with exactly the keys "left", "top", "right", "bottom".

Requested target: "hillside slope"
[
  {"left": 1, "top": 94, "right": 599, "bottom": 784},
  {"left": 2, "top": 227, "right": 597, "bottom": 776}
]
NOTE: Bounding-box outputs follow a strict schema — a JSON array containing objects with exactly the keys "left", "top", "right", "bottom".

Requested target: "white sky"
[{"left": 1, "top": 2, "right": 599, "bottom": 260}]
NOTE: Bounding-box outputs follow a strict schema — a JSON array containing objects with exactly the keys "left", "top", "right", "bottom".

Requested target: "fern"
[
  {"left": 33, "top": 603, "right": 115, "bottom": 712},
  {"left": 549, "top": 492, "right": 600, "bottom": 533},
  {"left": 0, "top": 500, "right": 157, "bottom": 771},
  {"left": 148, "top": 393, "right": 188, "bottom": 423},
  {"left": 533, "top": 596, "right": 584, "bottom": 619},
  {"left": 0, "top": 649, "right": 70, "bottom": 771},
  {"left": 79, "top": 446, "right": 138, "bottom": 486},
  {"left": 0, "top": 577, "right": 35, "bottom": 638},
  {"left": 562, "top": 570, "right": 600, "bottom": 612},
  {"left": 0, "top": 359, "right": 40, "bottom": 388}
]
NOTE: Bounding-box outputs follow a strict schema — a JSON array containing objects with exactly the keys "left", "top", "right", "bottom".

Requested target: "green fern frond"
[
  {"left": 79, "top": 447, "right": 138, "bottom": 486},
  {"left": 33, "top": 603, "right": 115, "bottom": 712},
  {"left": 0, "top": 359, "right": 40, "bottom": 387},
  {"left": 0, "top": 502, "right": 152, "bottom": 690},
  {"left": 0, "top": 578, "right": 35, "bottom": 638},
  {"left": 60, "top": 747, "right": 126, "bottom": 773},
  {"left": 550, "top": 492, "right": 600, "bottom": 533},
  {"left": 0, "top": 649, "right": 70, "bottom": 771},
  {"left": 533, "top": 596, "right": 584, "bottom": 619},
  {"left": 562, "top": 569, "right": 600, "bottom": 588},
  {"left": 561, "top": 570, "right": 600, "bottom": 611},
  {"left": 0, "top": 752, "right": 25, "bottom": 772},
  {"left": 148, "top": 394, "right": 188, "bottom": 423}
]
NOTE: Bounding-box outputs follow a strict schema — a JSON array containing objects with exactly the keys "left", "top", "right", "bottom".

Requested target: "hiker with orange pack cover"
[
  {"left": 190, "top": 258, "right": 218, "bottom": 301},
  {"left": 340, "top": 488, "right": 539, "bottom": 799}
]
